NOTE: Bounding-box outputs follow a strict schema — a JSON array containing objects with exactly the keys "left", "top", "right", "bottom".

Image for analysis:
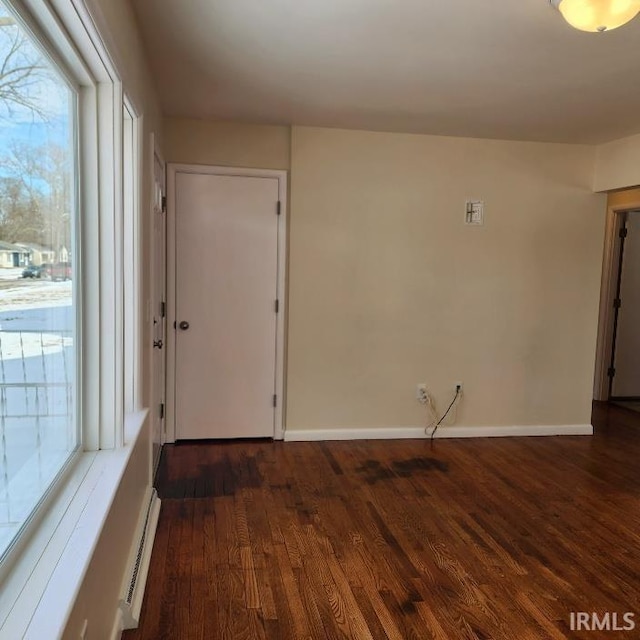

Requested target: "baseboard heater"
[{"left": 119, "top": 488, "right": 161, "bottom": 630}]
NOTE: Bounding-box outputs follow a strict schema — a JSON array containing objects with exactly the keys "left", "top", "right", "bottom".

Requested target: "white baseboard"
[{"left": 283, "top": 424, "right": 593, "bottom": 442}]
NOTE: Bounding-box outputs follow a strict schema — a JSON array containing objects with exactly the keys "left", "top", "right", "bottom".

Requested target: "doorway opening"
[{"left": 594, "top": 197, "right": 640, "bottom": 413}]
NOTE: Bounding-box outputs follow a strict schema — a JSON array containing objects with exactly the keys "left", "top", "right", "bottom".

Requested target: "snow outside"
[{"left": 0, "top": 267, "right": 75, "bottom": 553}]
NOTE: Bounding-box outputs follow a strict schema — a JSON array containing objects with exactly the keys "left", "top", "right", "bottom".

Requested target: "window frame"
[
  {"left": 0, "top": 0, "right": 141, "bottom": 620},
  {"left": 123, "top": 98, "right": 142, "bottom": 416},
  {"left": 0, "top": 0, "right": 84, "bottom": 570}
]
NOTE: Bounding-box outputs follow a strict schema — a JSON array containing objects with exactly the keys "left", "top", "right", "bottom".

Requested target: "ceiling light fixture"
[{"left": 550, "top": 0, "right": 640, "bottom": 32}]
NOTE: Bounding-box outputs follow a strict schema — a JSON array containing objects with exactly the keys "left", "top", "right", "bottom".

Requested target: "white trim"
[
  {"left": 284, "top": 424, "right": 593, "bottom": 441},
  {"left": 96, "top": 80, "right": 124, "bottom": 450},
  {"left": 12, "top": 0, "right": 92, "bottom": 87},
  {"left": 49, "top": 0, "right": 118, "bottom": 83},
  {"left": 593, "top": 202, "right": 640, "bottom": 401},
  {"left": 0, "top": 411, "right": 148, "bottom": 639},
  {"left": 166, "top": 163, "right": 176, "bottom": 443},
  {"left": 73, "top": 0, "right": 130, "bottom": 91},
  {"left": 166, "top": 164, "right": 288, "bottom": 442},
  {"left": 132, "top": 112, "right": 144, "bottom": 413},
  {"left": 79, "top": 80, "right": 100, "bottom": 451},
  {"left": 149, "top": 133, "right": 166, "bottom": 471},
  {"left": 123, "top": 101, "right": 142, "bottom": 415}
]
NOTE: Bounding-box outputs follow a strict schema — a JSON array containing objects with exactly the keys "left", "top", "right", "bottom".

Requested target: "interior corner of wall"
[{"left": 593, "top": 132, "right": 640, "bottom": 193}]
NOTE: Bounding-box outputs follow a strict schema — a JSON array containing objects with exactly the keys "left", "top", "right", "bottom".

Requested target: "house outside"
[
  {"left": 0, "top": 241, "right": 30, "bottom": 268},
  {"left": 15, "top": 243, "right": 57, "bottom": 266}
]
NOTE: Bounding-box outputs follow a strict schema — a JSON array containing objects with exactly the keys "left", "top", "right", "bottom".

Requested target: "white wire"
[{"left": 423, "top": 392, "right": 438, "bottom": 435}]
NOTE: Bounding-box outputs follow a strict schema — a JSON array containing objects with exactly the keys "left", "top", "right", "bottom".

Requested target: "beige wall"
[
  {"left": 288, "top": 126, "right": 605, "bottom": 430},
  {"left": 164, "top": 117, "right": 291, "bottom": 169},
  {"left": 594, "top": 133, "right": 640, "bottom": 192},
  {"left": 63, "top": 0, "right": 162, "bottom": 637}
]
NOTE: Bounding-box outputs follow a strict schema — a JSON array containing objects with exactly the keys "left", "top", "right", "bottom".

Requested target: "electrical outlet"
[
  {"left": 416, "top": 384, "right": 429, "bottom": 404},
  {"left": 465, "top": 201, "right": 484, "bottom": 225}
]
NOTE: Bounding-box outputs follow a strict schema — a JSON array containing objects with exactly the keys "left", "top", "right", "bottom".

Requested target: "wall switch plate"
[{"left": 465, "top": 201, "right": 484, "bottom": 225}]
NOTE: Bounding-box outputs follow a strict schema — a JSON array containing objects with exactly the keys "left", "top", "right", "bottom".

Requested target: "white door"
[
  {"left": 175, "top": 171, "right": 280, "bottom": 439},
  {"left": 151, "top": 148, "right": 166, "bottom": 468}
]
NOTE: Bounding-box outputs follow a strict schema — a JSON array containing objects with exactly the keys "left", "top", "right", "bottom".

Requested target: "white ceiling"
[{"left": 130, "top": 0, "right": 640, "bottom": 144}]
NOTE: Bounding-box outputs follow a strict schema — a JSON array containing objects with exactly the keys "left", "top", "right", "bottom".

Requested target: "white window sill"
[{"left": 0, "top": 409, "right": 148, "bottom": 640}]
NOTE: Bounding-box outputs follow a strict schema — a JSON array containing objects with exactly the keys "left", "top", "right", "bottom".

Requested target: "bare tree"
[
  {"left": 0, "top": 12, "right": 51, "bottom": 121},
  {"left": 0, "top": 11, "right": 71, "bottom": 247},
  {"left": 0, "top": 176, "right": 43, "bottom": 244},
  {"left": 0, "top": 141, "right": 71, "bottom": 247}
]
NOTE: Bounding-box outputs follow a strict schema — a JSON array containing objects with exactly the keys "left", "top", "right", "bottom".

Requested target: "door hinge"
[
  {"left": 161, "top": 301, "right": 166, "bottom": 317},
  {"left": 273, "top": 394, "right": 277, "bottom": 408},
  {"left": 613, "top": 298, "right": 622, "bottom": 309},
  {"left": 275, "top": 299, "right": 279, "bottom": 313},
  {"left": 159, "top": 402, "right": 165, "bottom": 419},
  {"left": 276, "top": 201, "right": 281, "bottom": 216},
  {"left": 619, "top": 226, "right": 628, "bottom": 238},
  {"left": 607, "top": 367, "right": 616, "bottom": 378},
  {"left": 161, "top": 196, "right": 167, "bottom": 212}
]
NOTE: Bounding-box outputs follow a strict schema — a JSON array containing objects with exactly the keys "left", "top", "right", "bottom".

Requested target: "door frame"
[
  {"left": 166, "top": 164, "right": 288, "bottom": 442},
  {"left": 593, "top": 201, "right": 640, "bottom": 401},
  {"left": 149, "top": 132, "right": 167, "bottom": 474}
]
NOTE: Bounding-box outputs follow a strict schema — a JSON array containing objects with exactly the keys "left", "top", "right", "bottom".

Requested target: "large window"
[
  {"left": 0, "top": 0, "right": 145, "bottom": 632},
  {"left": 0, "top": 0, "right": 77, "bottom": 559}
]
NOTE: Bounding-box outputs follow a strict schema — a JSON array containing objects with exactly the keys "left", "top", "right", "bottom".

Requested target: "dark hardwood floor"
[{"left": 124, "top": 402, "right": 640, "bottom": 639}]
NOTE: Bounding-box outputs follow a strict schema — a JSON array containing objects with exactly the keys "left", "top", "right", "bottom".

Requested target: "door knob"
[
  {"left": 153, "top": 339, "right": 163, "bottom": 349},
  {"left": 179, "top": 321, "right": 190, "bottom": 330}
]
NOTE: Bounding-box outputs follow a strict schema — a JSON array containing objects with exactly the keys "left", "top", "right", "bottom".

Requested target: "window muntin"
[{"left": 0, "top": 0, "right": 78, "bottom": 559}]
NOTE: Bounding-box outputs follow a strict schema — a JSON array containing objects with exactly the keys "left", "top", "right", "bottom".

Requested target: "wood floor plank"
[
  {"left": 291, "top": 524, "right": 344, "bottom": 639},
  {"left": 125, "top": 402, "right": 640, "bottom": 639},
  {"left": 156, "top": 502, "right": 181, "bottom": 640},
  {"left": 264, "top": 543, "right": 298, "bottom": 640},
  {"left": 187, "top": 500, "right": 205, "bottom": 639},
  {"left": 254, "top": 568, "right": 278, "bottom": 621},
  {"left": 214, "top": 565, "right": 240, "bottom": 639},
  {"left": 240, "top": 546, "right": 261, "bottom": 610},
  {"left": 273, "top": 542, "right": 313, "bottom": 639},
  {"left": 175, "top": 501, "right": 195, "bottom": 638},
  {"left": 202, "top": 499, "right": 218, "bottom": 602}
]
